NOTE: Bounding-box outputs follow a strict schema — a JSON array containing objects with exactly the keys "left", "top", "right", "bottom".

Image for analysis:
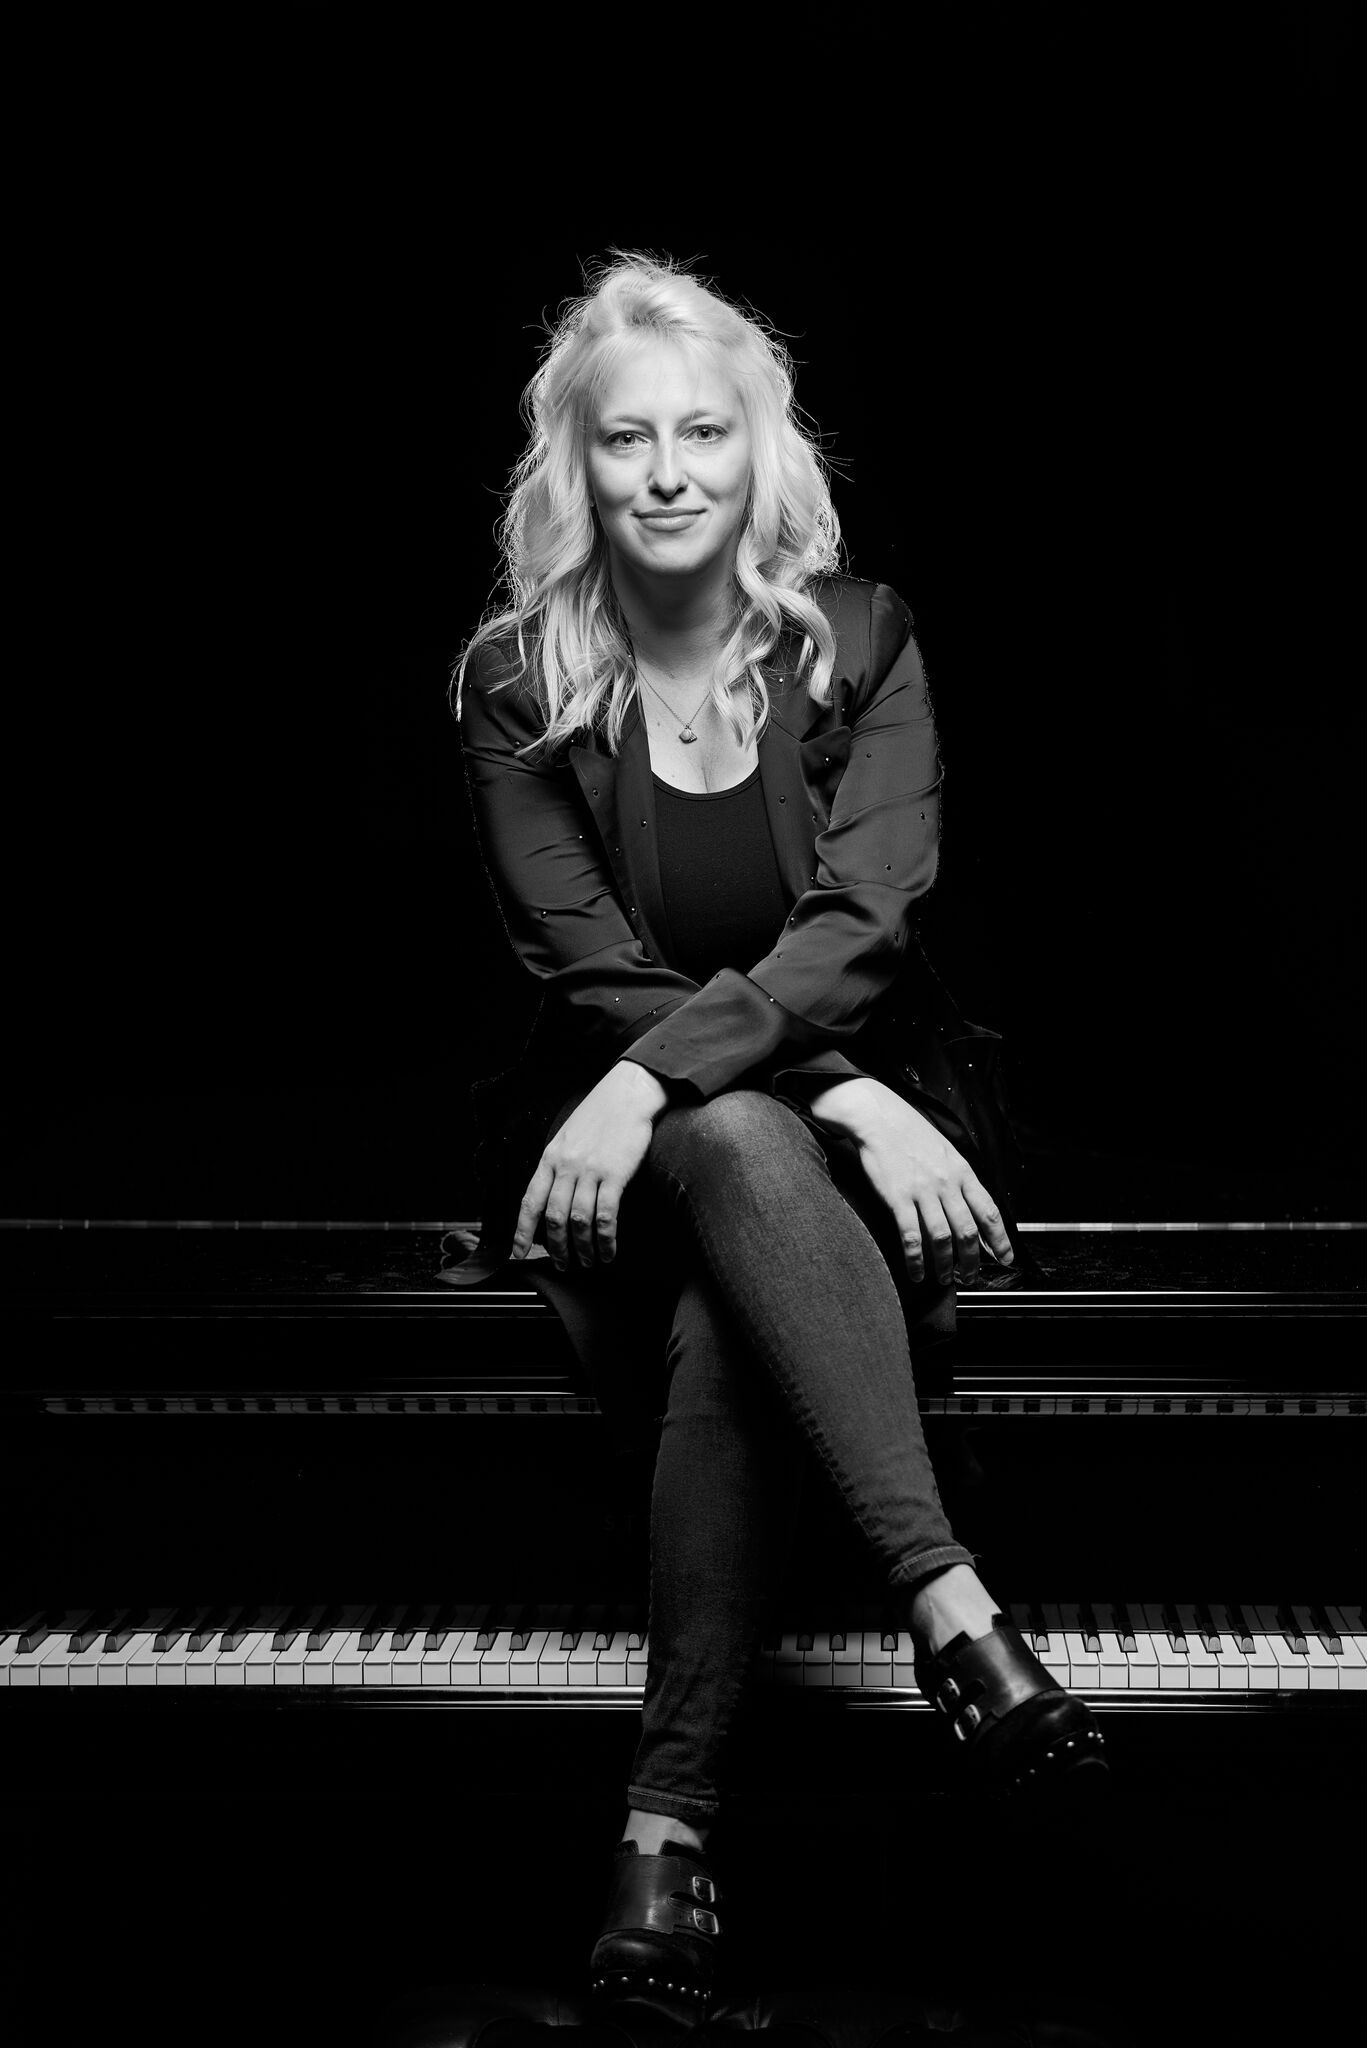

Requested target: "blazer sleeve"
[{"left": 618, "top": 581, "right": 941, "bottom": 1097}]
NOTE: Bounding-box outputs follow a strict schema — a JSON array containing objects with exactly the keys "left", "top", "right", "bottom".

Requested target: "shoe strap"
[
  {"left": 923, "top": 1621, "right": 1058, "bottom": 1741},
  {"left": 603, "top": 1852, "right": 723, "bottom": 1942}
]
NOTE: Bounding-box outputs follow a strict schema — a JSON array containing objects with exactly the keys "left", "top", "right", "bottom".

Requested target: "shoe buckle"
[
  {"left": 953, "top": 1702, "right": 983, "bottom": 1741},
  {"left": 692, "top": 1907, "right": 720, "bottom": 1936},
  {"left": 939, "top": 1676, "right": 961, "bottom": 1708},
  {"left": 691, "top": 1875, "right": 716, "bottom": 1905}
]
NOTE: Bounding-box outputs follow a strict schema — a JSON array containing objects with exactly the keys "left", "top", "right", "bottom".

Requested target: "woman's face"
[{"left": 585, "top": 338, "right": 752, "bottom": 590}]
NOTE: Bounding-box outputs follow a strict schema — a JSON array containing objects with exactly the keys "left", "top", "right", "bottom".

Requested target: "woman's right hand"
[{"left": 513, "top": 1060, "right": 670, "bottom": 1269}]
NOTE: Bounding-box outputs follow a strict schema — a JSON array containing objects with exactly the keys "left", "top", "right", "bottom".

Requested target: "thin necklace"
[{"left": 635, "top": 666, "right": 715, "bottom": 746}]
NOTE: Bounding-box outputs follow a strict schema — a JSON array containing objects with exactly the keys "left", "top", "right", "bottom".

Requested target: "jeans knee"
[{"left": 650, "top": 1090, "right": 821, "bottom": 1201}]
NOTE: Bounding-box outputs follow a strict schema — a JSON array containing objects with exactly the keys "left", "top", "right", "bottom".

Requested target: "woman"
[{"left": 451, "top": 251, "right": 1105, "bottom": 2012}]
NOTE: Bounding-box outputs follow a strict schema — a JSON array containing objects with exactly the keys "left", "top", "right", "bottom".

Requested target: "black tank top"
[{"left": 652, "top": 763, "right": 791, "bottom": 985}]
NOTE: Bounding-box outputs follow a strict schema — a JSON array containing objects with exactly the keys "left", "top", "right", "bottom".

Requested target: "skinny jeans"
[{"left": 595, "top": 1089, "right": 977, "bottom": 1826}]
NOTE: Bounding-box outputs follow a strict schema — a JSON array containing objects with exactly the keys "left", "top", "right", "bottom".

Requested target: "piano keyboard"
[
  {"left": 37, "top": 1393, "right": 1367, "bottom": 1417},
  {"left": 4, "top": 1602, "right": 1364, "bottom": 1698}
]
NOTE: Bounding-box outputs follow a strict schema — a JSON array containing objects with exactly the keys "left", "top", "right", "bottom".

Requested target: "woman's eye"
[{"left": 690, "top": 424, "right": 723, "bottom": 443}]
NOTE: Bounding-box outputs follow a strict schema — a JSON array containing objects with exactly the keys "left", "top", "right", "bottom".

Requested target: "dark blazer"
[{"left": 453, "top": 574, "right": 1027, "bottom": 1383}]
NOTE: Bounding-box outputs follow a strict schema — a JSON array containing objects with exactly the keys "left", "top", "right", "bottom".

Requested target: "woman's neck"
[{"left": 610, "top": 557, "right": 735, "bottom": 681}]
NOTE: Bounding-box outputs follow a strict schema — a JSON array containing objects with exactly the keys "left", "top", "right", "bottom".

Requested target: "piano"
[{"left": 3, "top": 1216, "right": 1364, "bottom": 2048}]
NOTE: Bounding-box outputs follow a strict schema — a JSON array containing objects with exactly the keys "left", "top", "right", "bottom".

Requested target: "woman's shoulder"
[
  {"left": 803, "top": 574, "right": 917, "bottom": 678},
  {"left": 458, "top": 622, "right": 543, "bottom": 742}
]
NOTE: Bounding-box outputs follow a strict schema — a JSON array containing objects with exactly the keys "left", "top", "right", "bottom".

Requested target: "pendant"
[{"left": 679, "top": 728, "right": 699, "bottom": 744}]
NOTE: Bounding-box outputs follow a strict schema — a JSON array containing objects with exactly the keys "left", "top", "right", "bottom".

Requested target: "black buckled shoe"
[
  {"left": 589, "top": 1839, "right": 721, "bottom": 2017},
  {"left": 913, "top": 1614, "right": 1109, "bottom": 1797}
]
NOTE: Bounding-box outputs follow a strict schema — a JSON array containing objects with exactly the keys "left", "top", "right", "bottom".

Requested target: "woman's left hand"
[{"left": 804, "top": 1075, "right": 1013, "bottom": 1287}]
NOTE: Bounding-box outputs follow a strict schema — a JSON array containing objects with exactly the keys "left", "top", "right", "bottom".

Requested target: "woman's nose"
[{"left": 649, "top": 442, "right": 687, "bottom": 493}]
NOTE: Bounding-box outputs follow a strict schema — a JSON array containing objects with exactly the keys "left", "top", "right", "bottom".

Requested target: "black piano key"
[
  {"left": 1160, "top": 1601, "right": 1188, "bottom": 1653},
  {"left": 220, "top": 1608, "right": 259, "bottom": 1654},
  {"left": 1077, "top": 1602, "right": 1103, "bottom": 1655},
  {"left": 359, "top": 1604, "right": 404, "bottom": 1654},
  {"left": 1027, "top": 1600, "right": 1050, "bottom": 1652},
  {"left": 305, "top": 1604, "right": 347, "bottom": 1655},
  {"left": 1226, "top": 1603, "right": 1256, "bottom": 1654},
  {"left": 1194, "top": 1601, "right": 1222, "bottom": 1653},
  {"left": 388, "top": 1603, "right": 430, "bottom": 1654},
  {"left": 188, "top": 1605, "right": 242, "bottom": 1654},
  {"left": 795, "top": 1632, "right": 815, "bottom": 1653},
  {"left": 16, "top": 1616, "right": 56, "bottom": 1656},
  {"left": 101, "top": 1609, "right": 148, "bottom": 1654},
  {"left": 830, "top": 1633, "right": 847, "bottom": 1655},
  {"left": 1111, "top": 1602, "right": 1138, "bottom": 1655},
  {"left": 154, "top": 1607, "right": 201, "bottom": 1655},
  {"left": 1273, "top": 1603, "right": 1308, "bottom": 1656},
  {"left": 69, "top": 1609, "right": 121, "bottom": 1655},
  {"left": 1306, "top": 1603, "right": 1343, "bottom": 1655},
  {"left": 272, "top": 1603, "right": 315, "bottom": 1656},
  {"left": 422, "top": 1600, "right": 480, "bottom": 1656}
]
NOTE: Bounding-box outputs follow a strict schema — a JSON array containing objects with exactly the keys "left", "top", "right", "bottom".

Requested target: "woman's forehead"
[{"left": 597, "top": 337, "right": 735, "bottom": 419}]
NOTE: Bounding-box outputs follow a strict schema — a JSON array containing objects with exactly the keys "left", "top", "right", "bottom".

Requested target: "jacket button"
[{"left": 778, "top": 795, "right": 786, "bottom": 803}]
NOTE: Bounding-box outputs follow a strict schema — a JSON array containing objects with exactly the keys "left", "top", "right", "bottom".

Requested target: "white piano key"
[
  {"left": 859, "top": 1631, "right": 892, "bottom": 1687},
  {"left": 1042, "top": 1605, "right": 1086, "bottom": 1687},
  {"left": 774, "top": 1632, "right": 805, "bottom": 1687},
  {"left": 185, "top": 1636, "right": 225, "bottom": 1686},
  {"left": 1140, "top": 1605, "right": 1190, "bottom": 1690},
  {"left": 1333, "top": 1635, "right": 1367, "bottom": 1690},
  {"left": 482, "top": 1631, "right": 519, "bottom": 1685},
  {"left": 362, "top": 1634, "right": 404, "bottom": 1685},
  {"left": 37, "top": 1639, "right": 84, "bottom": 1687},
  {"left": 831, "top": 1633, "right": 863, "bottom": 1688},
  {"left": 304, "top": 1627, "right": 358, "bottom": 1686},
  {"left": 890, "top": 1632, "right": 917, "bottom": 1689},
  {"left": 447, "top": 1628, "right": 485, "bottom": 1686},
  {"left": 1064, "top": 1632, "right": 1100, "bottom": 1688},
  {"left": 507, "top": 1628, "right": 552, "bottom": 1686},
  {"left": 1123, "top": 1630, "right": 1159, "bottom": 1688},
  {"left": 154, "top": 1633, "right": 198, "bottom": 1685},
  {"left": 626, "top": 1636, "right": 649, "bottom": 1687},
  {"left": 96, "top": 1631, "right": 158, "bottom": 1686},
  {"left": 797, "top": 1633, "right": 833, "bottom": 1689},
  {"left": 215, "top": 1630, "right": 269, "bottom": 1685},
  {"left": 536, "top": 1633, "right": 571, "bottom": 1689},
  {"left": 329, "top": 1628, "right": 370, "bottom": 1685},
  {"left": 596, "top": 1631, "right": 630, "bottom": 1686},
  {"left": 1096, "top": 1632, "right": 1132, "bottom": 1689},
  {"left": 1251, "top": 1606, "right": 1310, "bottom": 1690}
]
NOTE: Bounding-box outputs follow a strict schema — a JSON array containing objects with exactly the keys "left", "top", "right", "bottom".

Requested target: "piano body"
[{"left": 2, "top": 1216, "right": 1364, "bottom": 2046}]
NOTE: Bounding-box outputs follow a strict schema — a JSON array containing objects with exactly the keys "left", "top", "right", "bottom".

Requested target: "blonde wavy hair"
[{"left": 451, "top": 249, "right": 846, "bottom": 756}]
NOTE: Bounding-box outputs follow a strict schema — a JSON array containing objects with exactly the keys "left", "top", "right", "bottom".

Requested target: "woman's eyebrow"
[{"left": 601, "top": 408, "right": 732, "bottom": 427}]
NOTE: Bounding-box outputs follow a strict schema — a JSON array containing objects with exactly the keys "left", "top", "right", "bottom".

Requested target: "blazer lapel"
[{"left": 570, "top": 693, "right": 673, "bottom": 963}]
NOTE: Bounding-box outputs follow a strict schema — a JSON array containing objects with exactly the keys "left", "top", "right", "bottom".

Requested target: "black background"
[{"left": 6, "top": 2, "right": 1360, "bottom": 1224}]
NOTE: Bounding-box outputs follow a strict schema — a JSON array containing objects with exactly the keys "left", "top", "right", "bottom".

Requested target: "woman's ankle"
[
  {"left": 908, "top": 1563, "right": 1002, "bottom": 1655},
  {"left": 622, "top": 1807, "right": 710, "bottom": 1856}
]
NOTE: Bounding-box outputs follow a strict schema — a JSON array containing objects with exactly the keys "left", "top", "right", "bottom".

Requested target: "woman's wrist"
[
  {"left": 610, "top": 1058, "right": 672, "bottom": 1120},
  {"left": 803, "top": 1074, "right": 889, "bottom": 1142}
]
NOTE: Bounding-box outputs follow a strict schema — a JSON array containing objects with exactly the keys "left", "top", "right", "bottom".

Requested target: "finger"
[
  {"left": 567, "top": 1181, "right": 598, "bottom": 1267},
  {"left": 543, "top": 1174, "right": 576, "bottom": 1270},
  {"left": 512, "top": 1164, "right": 555, "bottom": 1260},
  {"left": 596, "top": 1186, "right": 621, "bottom": 1266},
  {"left": 918, "top": 1196, "right": 956, "bottom": 1287},
  {"left": 897, "top": 1206, "right": 925, "bottom": 1285},
  {"left": 942, "top": 1191, "right": 982, "bottom": 1285},
  {"left": 962, "top": 1173, "right": 1014, "bottom": 1265}
]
